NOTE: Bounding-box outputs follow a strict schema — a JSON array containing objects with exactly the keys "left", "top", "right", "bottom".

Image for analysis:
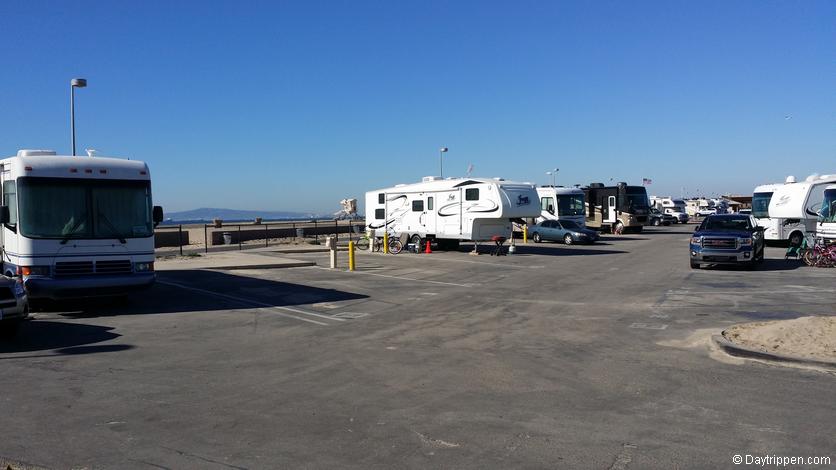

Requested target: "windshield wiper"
[
  {"left": 97, "top": 211, "right": 127, "bottom": 244},
  {"left": 60, "top": 213, "right": 89, "bottom": 244}
]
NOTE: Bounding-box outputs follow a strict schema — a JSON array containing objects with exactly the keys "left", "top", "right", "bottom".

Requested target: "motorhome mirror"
[
  {"left": 0, "top": 206, "right": 8, "bottom": 224},
  {"left": 153, "top": 206, "right": 164, "bottom": 226},
  {"left": 548, "top": 205, "right": 554, "bottom": 214}
]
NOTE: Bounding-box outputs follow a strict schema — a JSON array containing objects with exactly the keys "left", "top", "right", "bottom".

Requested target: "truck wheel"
[
  {"left": 788, "top": 232, "right": 803, "bottom": 247},
  {"left": 410, "top": 234, "right": 422, "bottom": 251},
  {"left": 690, "top": 260, "right": 700, "bottom": 269},
  {"left": 563, "top": 234, "right": 573, "bottom": 245},
  {"left": 532, "top": 232, "right": 542, "bottom": 243},
  {"left": 613, "top": 222, "right": 624, "bottom": 234},
  {"left": 653, "top": 218, "right": 661, "bottom": 226}
]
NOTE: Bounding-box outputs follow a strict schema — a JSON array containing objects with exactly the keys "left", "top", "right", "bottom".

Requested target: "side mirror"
[
  {"left": 0, "top": 206, "right": 8, "bottom": 224},
  {"left": 153, "top": 206, "right": 164, "bottom": 226},
  {"left": 547, "top": 205, "right": 554, "bottom": 214},
  {"left": 694, "top": 225, "right": 700, "bottom": 232}
]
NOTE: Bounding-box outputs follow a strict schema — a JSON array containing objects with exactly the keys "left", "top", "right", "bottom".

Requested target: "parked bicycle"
[
  {"left": 802, "top": 237, "right": 836, "bottom": 267},
  {"left": 362, "top": 229, "right": 403, "bottom": 254}
]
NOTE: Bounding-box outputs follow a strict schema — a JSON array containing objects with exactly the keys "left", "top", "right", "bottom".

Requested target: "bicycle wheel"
[
  {"left": 388, "top": 239, "right": 403, "bottom": 254},
  {"left": 372, "top": 238, "right": 382, "bottom": 252},
  {"left": 354, "top": 237, "right": 369, "bottom": 250},
  {"left": 802, "top": 249, "right": 816, "bottom": 266}
]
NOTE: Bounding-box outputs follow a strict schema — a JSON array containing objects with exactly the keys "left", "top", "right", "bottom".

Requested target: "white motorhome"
[
  {"left": 649, "top": 196, "right": 688, "bottom": 223},
  {"left": 1, "top": 150, "right": 163, "bottom": 300},
  {"left": 752, "top": 182, "right": 783, "bottom": 234},
  {"left": 817, "top": 184, "right": 836, "bottom": 244},
  {"left": 365, "top": 176, "right": 540, "bottom": 249},
  {"left": 534, "top": 186, "right": 585, "bottom": 227},
  {"left": 766, "top": 174, "right": 836, "bottom": 245}
]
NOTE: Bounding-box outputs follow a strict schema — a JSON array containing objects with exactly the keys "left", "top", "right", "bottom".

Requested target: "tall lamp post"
[
  {"left": 546, "top": 168, "right": 559, "bottom": 186},
  {"left": 70, "top": 78, "right": 87, "bottom": 156},
  {"left": 439, "top": 147, "right": 448, "bottom": 178}
]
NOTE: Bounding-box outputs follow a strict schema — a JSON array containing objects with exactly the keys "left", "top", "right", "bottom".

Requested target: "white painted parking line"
[
  {"left": 317, "top": 267, "right": 474, "bottom": 287},
  {"left": 158, "top": 280, "right": 341, "bottom": 326}
]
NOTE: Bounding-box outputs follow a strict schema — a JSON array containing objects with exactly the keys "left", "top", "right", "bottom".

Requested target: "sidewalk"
[{"left": 155, "top": 248, "right": 317, "bottom": 271}]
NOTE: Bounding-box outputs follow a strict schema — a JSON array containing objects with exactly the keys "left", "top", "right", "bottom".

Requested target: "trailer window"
[
  {"left": 378, "top": 193, "right": 385, "bottom": 204},
  {"left": 375, "top": 208, "right": 385, "bottom": 219},
  {"left": 3, "top": 180, "right": 17, "bottom": 230},
  {"left": 465, "top": 188, "right": 479, "bottom": 201},
  {"left": 412, "top": 200, "right": 424, "bottom": 212},
  {"left": 428, "top": 197, "right": 433, "bottom": 210},
  {"left": 541, "top": 197, "right": 554, "bottom": 213}
]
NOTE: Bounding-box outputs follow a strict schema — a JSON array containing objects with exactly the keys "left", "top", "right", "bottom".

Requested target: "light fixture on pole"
[
  {"left": 545, "top": 168, "right": 559, "bottom": 186},
  {"left": 70, "top": 78, "right": 87, "bottom": 156},
  {"left": 439, "top": 147, "right": 448, "bottom": 178}
]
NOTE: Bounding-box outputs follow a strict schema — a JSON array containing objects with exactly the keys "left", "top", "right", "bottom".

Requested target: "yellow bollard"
[
  {"left": 383, "top": 232, "right": 389, "bottom": 254},
  {"left": 348, "top": 241, "right": 355, "bottom": 271},
  {"left": 523, "top": 225, "right": 528, "bottom": 244}
]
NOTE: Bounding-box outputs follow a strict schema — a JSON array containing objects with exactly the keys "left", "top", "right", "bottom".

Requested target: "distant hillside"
[{"left": 164, "top": 207, "right": 320, "bottom": 223}]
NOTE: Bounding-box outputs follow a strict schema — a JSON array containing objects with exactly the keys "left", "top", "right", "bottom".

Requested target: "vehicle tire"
[
  {"left": 410, "top": 234, "right": 422, "bottom": 252},
  {"left": 690, "top": 260, "right": 699, "bottom": 269},
  {"left": 653, "top": 218, "right": 661, "bottom": 226},
  {"left": 563, "top": 234, "right": 573, "bottom": 245},
  {"left": 788, "top": 231, "right": 803, "bottom": 248},
  {"left": 613, "top": 222, "right": 624, "bottom": 235},
  {"left": 532, "top": 232, "right": 542, "bottom": 243},
  {"left": 388, "top": 239, "right": 403, "bottom": 255},
  {"left": 0, "top": 319, "right": 21, "bottom": 339}
]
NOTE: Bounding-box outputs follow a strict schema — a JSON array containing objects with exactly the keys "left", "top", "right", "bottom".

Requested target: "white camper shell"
[
  {"left": 766, "top": 174, "right": 836, "bottom": 245},
  {"left": 535, "top": 186, "right": 585, "bottom": 227},
  {"left": 365, "top": 176, "right": 540, "bottom": 247},
  {"left": 649, "top": 196, "right": 688, "bottom": 222},
  {"left": 1, "top": 150, "right": 162, "bottom": 300},
  {"left": 817, "top": 185, "right": 836, "bottom": 244}
]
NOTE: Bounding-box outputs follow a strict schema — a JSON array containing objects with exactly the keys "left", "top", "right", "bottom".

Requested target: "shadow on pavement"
[
  {"left": 50, "top": 269, "right": 369, "bottom": 318},
  {"left": 504, "top": 245, "right": 627, "bottom": 256},
  {"left": 696, "top": 259, "right": 806, "bottom": 272},
  {"left": 0, "top": 321, "right": 126, "bottom": 355}
]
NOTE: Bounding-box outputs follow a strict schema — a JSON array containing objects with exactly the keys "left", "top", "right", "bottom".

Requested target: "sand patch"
[{"left": 722, "top": 316, "right": 836, "bottom": 362}]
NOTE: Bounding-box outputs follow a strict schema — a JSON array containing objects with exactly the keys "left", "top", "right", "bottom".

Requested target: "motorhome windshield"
[
  {"left": 17, "top": 177, "right": 153, "bottom": 240},
  {"left": 752, "top": 192, "right": 773, "bottom": 218},
  {"left": 622, "top": 188, "right": 649, "bottom": 211},
  {"left": 556, "top": 194, "right": 585, "bottom": 216},
  {"left": 819, "top": 189, "right": 836, "bottom": 223}
]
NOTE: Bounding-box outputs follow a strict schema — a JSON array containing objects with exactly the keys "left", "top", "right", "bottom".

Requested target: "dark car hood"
[{"left": 694, "top": 230, "right": 751, "bottom": 237}]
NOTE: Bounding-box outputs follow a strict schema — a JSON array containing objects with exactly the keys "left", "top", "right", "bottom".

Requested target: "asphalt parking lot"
[{"left": 1, "top": 225, "right": 834, "bottom": 469}]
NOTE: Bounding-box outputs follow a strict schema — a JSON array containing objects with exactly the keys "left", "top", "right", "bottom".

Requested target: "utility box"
[{"left": 324, "top": 236, "right": 336, "bottom": 250}]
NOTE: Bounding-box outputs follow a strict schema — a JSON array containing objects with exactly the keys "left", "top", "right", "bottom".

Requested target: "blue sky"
[{"left": 1, "top": 1, "right": 834, "bottom": 213}]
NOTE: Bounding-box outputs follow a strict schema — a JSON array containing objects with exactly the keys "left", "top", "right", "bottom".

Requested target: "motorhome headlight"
[
  {"left": 20, "top": 266, "right": 50, "bottom": 276},
  {"left": 134, "top": 262, "right": 154, "bottom": 272},
  {"left": 739, "top": 238, "right": 752, "bottom": 246},
  {"left": 690, "top": 236, "right": 702, "bottom": 245}
]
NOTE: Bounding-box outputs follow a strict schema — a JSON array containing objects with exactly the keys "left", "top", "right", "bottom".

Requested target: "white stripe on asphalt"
[{"left": 158, "top": 280, "right": 342, "bottom": 325}]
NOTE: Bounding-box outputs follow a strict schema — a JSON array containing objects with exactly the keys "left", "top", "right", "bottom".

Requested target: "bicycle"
[
  {"left": 802, "top": 237, "right": 836, "bottom": 267},
  {"left": 370, "top": 230, "right": 403, "bottom": 254},
  {"left": 353, "top": 229, "right": 372, "bottom": 251}
]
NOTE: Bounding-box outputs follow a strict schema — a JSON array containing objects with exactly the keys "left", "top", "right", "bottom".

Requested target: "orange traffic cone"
[{"left": 425, "top": 240, "right": 432, "bottom": 254}]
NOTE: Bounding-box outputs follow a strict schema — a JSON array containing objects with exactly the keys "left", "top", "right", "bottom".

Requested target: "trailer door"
[
  {"left": 606, "top": 195, "right": 617, "bottom": 223},
  {"left": 423, "top": 195, "right": 436, "bottom": 235}
]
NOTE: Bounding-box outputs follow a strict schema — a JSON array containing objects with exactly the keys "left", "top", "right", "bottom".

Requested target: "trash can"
[
  {"left": 223, "top": 232, "right": 232, "bottom": 245},
  {"left": 296, "top": 228, "right": 305, "bottom": 239}
]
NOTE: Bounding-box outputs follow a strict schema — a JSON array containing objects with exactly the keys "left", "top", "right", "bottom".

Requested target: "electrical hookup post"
[{"left": 326, "top": 236, "right": 337, "bottom": 269}]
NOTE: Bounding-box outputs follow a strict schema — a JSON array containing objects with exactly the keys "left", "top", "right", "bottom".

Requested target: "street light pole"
[
  {"left": 70, "top": 78, "right": 87, "bottom": 156},
  {"left": 439, "top": 147, "right": 448, "bottom": 178},
  {"left": 546, "top": 168, "right": 559, "bottom": 186}
]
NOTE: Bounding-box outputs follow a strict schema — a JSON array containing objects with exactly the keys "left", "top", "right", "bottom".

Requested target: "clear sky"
[{"left": 2, "top": 1, "right": 834, "bottom": 213}]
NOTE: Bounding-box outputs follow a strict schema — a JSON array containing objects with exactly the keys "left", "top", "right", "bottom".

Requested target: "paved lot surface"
[{"left": 1, "top": 225, "right": 834, "bottom": 469}]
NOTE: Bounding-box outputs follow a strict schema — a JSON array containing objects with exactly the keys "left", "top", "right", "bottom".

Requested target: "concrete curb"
[{"left": 712, "top": 334, "right": 836, "bottom": 369}]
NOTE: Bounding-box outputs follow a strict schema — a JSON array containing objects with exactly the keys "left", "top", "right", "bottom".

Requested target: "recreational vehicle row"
[{"left": 756, "top": 174, "right": 836, "bottom": 245}]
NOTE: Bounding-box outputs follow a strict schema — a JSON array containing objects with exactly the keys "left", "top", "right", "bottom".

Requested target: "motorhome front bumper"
[{"left": 24, "top": 273, "right": 156, "bottom": 300}]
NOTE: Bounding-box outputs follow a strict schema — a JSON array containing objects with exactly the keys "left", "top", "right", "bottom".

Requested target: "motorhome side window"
[
  {"left": 412, "top": 200, "right": 424, "bottom": 212},
  {"left": 375, "top": 208, "right": 385, "bottom": 219},
  {"left": 3, "top": 181, "right": 17, "bottom": 229},
  {"left": 465, "top": 188, "right": 479, "bottom": 201},
  {"left": 378, "top": 193, "right": 385, "bottom": 204},
  {"left": 541, "top": 197, "right": 554, "bottom": 213}
]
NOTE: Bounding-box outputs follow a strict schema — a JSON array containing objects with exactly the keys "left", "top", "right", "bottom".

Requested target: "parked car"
[
  {"left": 690, "top": 214, "right": 765, "bottom": 269},
  {"left": 738, "top": 209, "right": 752, "bottom": 215},
  {"left": 696, "top": 208, "right": 717, "bottom": 217},
  {"left": 649, "top": 208, "right": 675, "bottom": 226},
  {"left": 664, "top": 209, "right": 689, "bottom": 223},
  {"left": 530, "top": 219, "right": 599, "bottom": 245},
  {"left": 0, "top": 276, "right": 28, "bottom": 338}
]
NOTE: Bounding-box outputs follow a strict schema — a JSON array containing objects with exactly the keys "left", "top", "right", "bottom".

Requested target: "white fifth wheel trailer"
[
  {"left": 1, "top": 150, "right": 164, "bottom": 300},
  {"left": 816, "top": 184, "right": 836, "bottom": 244},
  {"left": 534, "top": 186, "right": 586, "bottom": 227},
  {"left": 766, "top": 174, "right": 836, "bottom": 245},
  {"left": 365, "top": 176, "right": 540, "bottom": 249}
]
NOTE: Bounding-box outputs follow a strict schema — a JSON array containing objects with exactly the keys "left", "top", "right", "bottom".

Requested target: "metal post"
[
  {"left": 348, "top": 241, "right": 355, "bottom": 271},
  {"left": 238, "top": 225, "right": 242, "bottom": 250},
  {"left": 523, "top": 224, "right": 528, "bottom": 244},
  {"left": 335, "top": 219, "right": 339, "bottom": 244},
  {"left": 178, "top": 224, "right": 183, "bottom": 256},
  {"left": 204, "top": 224, "right": 208, "bottom": 253},
  {"left": 292, "top": 222, "right": 296, "bottom": 242},
  {"left": 70, "top": 85, "right": 76, "bottom": 156},
  {"left": 314, "top": 220, "right": 318, "bottom": 243},
  {"left": 265, "top": 223, "right": 269, "bottom": 247}
]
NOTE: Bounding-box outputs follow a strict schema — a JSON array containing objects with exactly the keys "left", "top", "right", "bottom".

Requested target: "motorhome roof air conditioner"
[{"left": 17, "top": 149, "right": 57, "bottom": 157}]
